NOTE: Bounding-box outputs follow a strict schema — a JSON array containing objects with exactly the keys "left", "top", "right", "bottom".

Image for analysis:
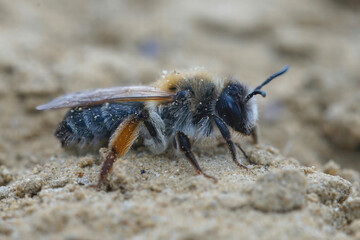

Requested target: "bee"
[{"left": 37, "top": 66, "right": 288, "bottom": 187}]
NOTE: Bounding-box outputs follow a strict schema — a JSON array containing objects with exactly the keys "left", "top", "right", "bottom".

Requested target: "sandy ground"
[{"left": 0, "top": 0, "right": 360, "bottom": 239}]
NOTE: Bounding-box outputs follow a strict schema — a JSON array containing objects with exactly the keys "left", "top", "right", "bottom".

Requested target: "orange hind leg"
[{"left": 90, "top": 111, "right": 149, "bottom": 188}]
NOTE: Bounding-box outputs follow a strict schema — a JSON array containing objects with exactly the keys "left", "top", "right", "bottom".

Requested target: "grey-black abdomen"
[{"left": 55, "top": 102, "right": 143, "bottom": 152}]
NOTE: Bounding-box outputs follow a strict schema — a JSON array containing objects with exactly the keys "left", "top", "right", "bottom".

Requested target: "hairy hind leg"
[{"left": 90, "top": 110, "right": 149, "bottom": 188}]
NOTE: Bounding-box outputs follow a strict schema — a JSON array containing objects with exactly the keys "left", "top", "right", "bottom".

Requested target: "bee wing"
[{"left": 36, "top": 86, "right": 175, "bottom": 110}]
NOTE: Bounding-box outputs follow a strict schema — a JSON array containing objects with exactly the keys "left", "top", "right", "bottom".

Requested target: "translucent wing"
[{"left": 36, "top": 86, "right": 175, "bottom": 110}]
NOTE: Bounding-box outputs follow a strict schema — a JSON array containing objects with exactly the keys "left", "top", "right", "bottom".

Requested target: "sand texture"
[{"left": 1, "top": 0, "right": 360, "bottom": 239}]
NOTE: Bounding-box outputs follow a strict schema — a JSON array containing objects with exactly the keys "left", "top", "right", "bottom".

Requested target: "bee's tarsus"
[
  {"left": 95, "top": 150, "right": 117, "bottom": 188},
  {"left": 213, "top": 115, "right": 248, "bottom": 170},
  {"left": 235, "top": 143, "right": 249, "bottom": 160},
  {"left": 239, "top": 163, "right": 248, "bottom": 170},
  {"left": 201, "top": 173, "right": 218, "bottom": 183},
  {"left": 213, "top": 115, "right": 249, "bottom": 170}
]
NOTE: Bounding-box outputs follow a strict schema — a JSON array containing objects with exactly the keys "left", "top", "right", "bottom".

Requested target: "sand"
[{"left": 0, "top": 0, "right": 360, "bottom": 239}]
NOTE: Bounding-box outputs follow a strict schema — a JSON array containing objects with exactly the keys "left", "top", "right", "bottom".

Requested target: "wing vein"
[{"left": 36, "top": 86, "right": 175, "bottom": 110}]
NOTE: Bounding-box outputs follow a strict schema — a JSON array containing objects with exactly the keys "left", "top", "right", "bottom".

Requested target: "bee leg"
[
  {"left": 142, "top": 113, "right": 167, "bottom": 154},
  {"left": 234, "top": 126, "right": 259, "bottom": 163},
  {"left": 250, "top": 125, "right": 260, "bottom": 145},
  {"left": 90, "top": 110, "right": 149, "bottom": 188},
  {"left": 93, "top": 150, "right": 117, "bottom": 188},
  {"left": 235, "top": 143, "right": 249, "bottom": 160},
  {"left": 213, "top": 115, "right": 248, "bottom": 170},
  {"left": 176, "top": 131, "right": 217, "bottom": 182}
]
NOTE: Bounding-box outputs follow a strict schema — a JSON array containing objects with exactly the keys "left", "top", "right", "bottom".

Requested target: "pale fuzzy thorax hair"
[
  {"left": 152, "top": 67, "right": 259, "bottom": 138},
  {"left": 154, "top": 67, "right": 226, "bottom": 91},
  {"left": 244, "top": 91, "right": 259, "bottom": 130}
]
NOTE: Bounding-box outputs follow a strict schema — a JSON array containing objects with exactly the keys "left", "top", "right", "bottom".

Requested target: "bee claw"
[
  {"left": 234, "top": 160, "right": 248, "bottom": 170},
  {"left": 235, "top": 143, "right": 250, "bottom": 161},
  {"left": 87, "top": 178, "right": 104, "bottom": 189},
  {"left": 201, "top": 173, "right": 218, "bottom": 183}
]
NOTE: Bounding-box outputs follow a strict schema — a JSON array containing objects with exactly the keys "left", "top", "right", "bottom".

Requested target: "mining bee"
[{"left": 37, "top": 66, "right": 288, "bottom": 187}]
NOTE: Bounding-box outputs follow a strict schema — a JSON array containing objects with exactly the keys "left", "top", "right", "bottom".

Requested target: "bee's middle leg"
[
  {"left": 176, "top": 131, "right": 217, "bottom": 182},
  {"left": 235, "top": 143, "right": 249, "bottom": 160},
  {"left": 233, "top": 125, "right": 260, "bottom": 162}
]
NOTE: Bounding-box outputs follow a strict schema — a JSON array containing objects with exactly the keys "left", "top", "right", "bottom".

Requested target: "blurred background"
[{"left": 0, "top": 0, "right": 359, "bottom": 171}]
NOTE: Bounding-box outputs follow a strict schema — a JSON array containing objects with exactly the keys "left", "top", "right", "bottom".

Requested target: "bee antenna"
[{"left": 245, "top": 65, "right": 289, "bottom": 103}]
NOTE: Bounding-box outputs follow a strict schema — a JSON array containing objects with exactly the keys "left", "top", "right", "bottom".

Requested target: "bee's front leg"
[
  {"left": 235, "top": 143, "right": 249, "bottom": 160},
  {"left": 175, "top": 131, "right": 217, "bottom": 182},
  {"left": 233, "top": 125, "right": 259, "bottom": 161},
  {"left": 213, "top": 115, "right": 248, "bottom": 170},
  {"left": 250, "top": 125, "right": 260, "bottom": 145}
]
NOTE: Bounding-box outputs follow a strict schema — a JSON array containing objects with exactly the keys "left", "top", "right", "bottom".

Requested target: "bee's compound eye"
[
  {"left": 216, "top": 82, "right": 251, "bottom": 135},
  {"left": 216, "top": 93, "right": 242, "bottom": 127}
]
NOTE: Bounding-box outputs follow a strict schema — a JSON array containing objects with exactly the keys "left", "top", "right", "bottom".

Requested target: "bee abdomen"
[{"left": 55, "top": 102, "right": 143, "bottom": 153}]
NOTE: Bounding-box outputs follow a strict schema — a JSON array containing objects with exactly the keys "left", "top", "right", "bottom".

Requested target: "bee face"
[{"left": 215, "top": 82, "right": 258, "bottom": 136}]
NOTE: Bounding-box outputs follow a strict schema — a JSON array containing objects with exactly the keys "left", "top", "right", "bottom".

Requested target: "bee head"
[
  {"left": 216, "top": 82, "right": 257, "bottom": 135},
  {"left": 215, "top": 65, "right": 288, "bottom": 135}
]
